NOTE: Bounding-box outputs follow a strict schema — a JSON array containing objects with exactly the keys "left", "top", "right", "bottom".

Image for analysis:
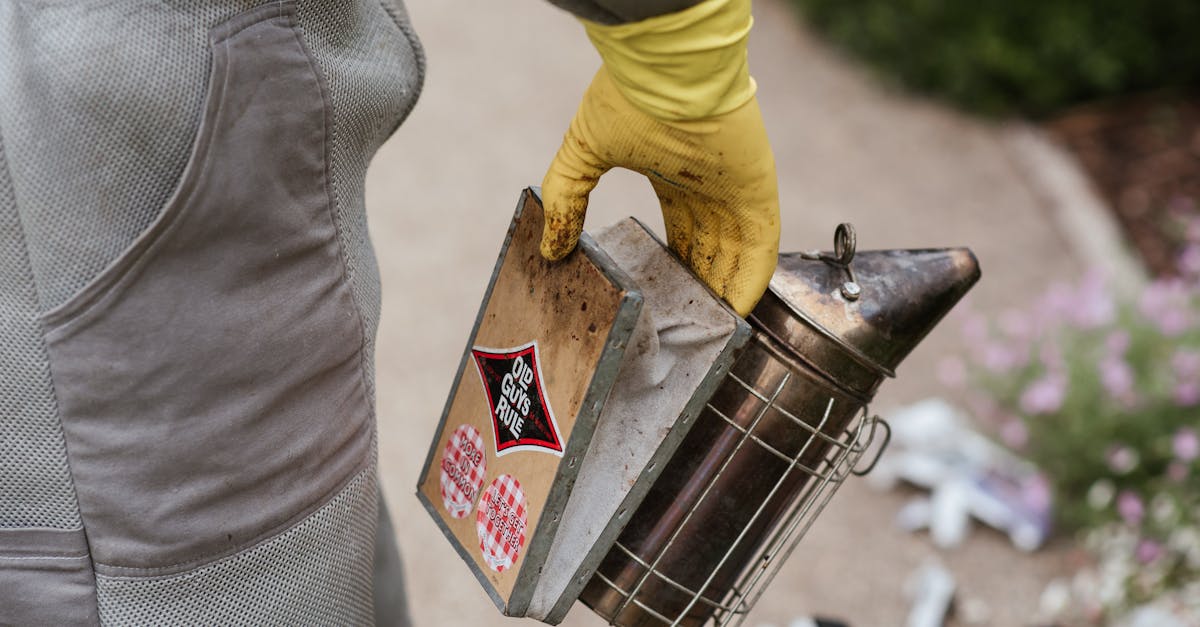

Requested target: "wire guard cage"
[
  {"left": 580, "top": 331, "right": 891, "bottom": 627},
  {"left": 578, "top": 222, "right": 977, "bottom": 627}
]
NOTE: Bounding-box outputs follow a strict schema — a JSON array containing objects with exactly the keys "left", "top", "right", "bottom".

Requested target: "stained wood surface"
[{"left": 418, "top": 191, "right": 629, "bottom": 606}]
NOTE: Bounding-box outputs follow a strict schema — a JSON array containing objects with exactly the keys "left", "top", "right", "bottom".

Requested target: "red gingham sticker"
[
  {"left": 476, "top": 474, "right": 528, "bottom": 572},
  {"left": 439, "top": 425, "right": 486, "bottom": 519}
]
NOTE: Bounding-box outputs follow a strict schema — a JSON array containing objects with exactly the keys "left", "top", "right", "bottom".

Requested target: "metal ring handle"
[
  {"left": 800, "top": 223, "right": 862, "bottom": 301},
  {"left": 851, "top": 415, "right": 891, "bottom": 476},
  {"left": 832, "top": 222, "right": 856, "bottom": 265}
]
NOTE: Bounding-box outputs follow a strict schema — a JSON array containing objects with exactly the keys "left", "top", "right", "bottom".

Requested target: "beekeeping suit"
[{"left": 0, "top": 0, "right": 776, "bottom": 624}]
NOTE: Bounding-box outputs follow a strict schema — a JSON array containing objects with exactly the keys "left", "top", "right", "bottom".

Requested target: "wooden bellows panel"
[{"left": 416, "top": 189, "right": 641, "bottom": 612}]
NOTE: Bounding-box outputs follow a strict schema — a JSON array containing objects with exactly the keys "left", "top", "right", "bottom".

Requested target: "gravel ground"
[{"left": 367, "top": 1, "right": 1091, "bottom": 624}]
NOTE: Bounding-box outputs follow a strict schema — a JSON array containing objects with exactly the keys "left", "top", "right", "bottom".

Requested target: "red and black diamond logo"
[{"left": 471, "top": 341, "right": 564, "bottom": 457}]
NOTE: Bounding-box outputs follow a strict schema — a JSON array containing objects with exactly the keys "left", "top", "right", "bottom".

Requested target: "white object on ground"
[
  {"left": 905, "top": 561, "right": 956, "bottom": 627},
  {"left": 957, "top": 596, "right": 991, "bottom": 625},
  {"left": 929, "top": 479, "right": 971, "bottom": 548},
  {"left": 1120, "top": 606, "right": 1187, "bottom": 627},
  {"left": 1038, "top": 579, "right": 1071, "bottom": 619},
  {"left": 871, "top": 398, "right": 1052, "bottom": 550},
  {"left": 896, "top": 497, "right": 933, "bottom": 532}
]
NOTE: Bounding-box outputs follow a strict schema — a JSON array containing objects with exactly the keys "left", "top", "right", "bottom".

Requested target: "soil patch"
[{"left": 1045, "top": 92, "right": 1200, "bottom": 276}]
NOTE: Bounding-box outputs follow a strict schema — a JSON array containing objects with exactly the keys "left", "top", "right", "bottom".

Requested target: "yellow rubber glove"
[{"left": 540, "top": 0, "right": 780, "bottom": 317}]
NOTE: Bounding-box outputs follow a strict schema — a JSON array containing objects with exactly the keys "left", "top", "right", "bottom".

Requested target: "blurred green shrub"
[{"left": 791, "top": 0, "right": 1200, "bottom": 116}]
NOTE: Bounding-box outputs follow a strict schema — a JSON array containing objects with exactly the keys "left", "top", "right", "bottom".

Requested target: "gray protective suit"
[{"left": 0, "top": 0, "right": 697, "bottom": 624}]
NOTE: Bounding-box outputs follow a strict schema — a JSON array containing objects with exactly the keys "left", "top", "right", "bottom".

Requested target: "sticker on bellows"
[
  {"left": 471, "top": 341, "right": 563, "bottom": 457},
  {"left": 439, "top": 424, "right": 487, "bottom": 519},
  {"left": 476, "top": 474, "right": 528, "bottom": 573}
]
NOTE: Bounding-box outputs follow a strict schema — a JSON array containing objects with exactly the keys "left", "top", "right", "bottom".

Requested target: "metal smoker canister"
[{"left": 579, "top": 225, "right": 980, "bottom": 626}]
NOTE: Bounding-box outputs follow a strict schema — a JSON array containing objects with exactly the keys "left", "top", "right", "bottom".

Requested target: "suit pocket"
[{"left": 41, "top": 2, "right": 373, "bottom": 574}]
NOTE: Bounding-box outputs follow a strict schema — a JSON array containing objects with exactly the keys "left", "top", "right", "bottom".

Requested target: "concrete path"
[{"left": 367, "top": 1, "right": 1091, "bottom": 624}]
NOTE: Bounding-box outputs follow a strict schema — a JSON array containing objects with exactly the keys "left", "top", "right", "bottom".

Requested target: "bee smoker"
[{"left": 577, "top": 224, "right": 981, "bottom": 626}]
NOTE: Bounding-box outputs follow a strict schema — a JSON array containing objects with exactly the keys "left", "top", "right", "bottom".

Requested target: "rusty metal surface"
[
  {"left": 579, "top": 225, "right": 981, "bottom": 626},
  {"left": 579, "top": 333, "right": 864, "bottom": 626},
  {"left": 762, "top": 233, "right": 981, "bottom": 390},
  {"left": 416, "top": 188, "right": 643, "bottom": 614},
  {"left": 532, "top": 218, "right": 752, "bottom": 623}
]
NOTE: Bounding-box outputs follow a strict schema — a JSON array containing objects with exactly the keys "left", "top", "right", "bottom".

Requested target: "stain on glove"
[{"left": 541, "top": 0, "right": 780, "bottom": 317}]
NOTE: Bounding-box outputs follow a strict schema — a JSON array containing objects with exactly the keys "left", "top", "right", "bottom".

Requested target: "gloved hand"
[{"left": 540, "top": 0, "right": 780, "bottom": 317}]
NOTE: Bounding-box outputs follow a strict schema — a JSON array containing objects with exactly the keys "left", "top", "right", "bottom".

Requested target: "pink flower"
[
  {"left": 1117, "top": 490, "right": 1144, "bottom": 526},
  {"left": 1135, "top": 539, "right": 1164, "bottom": 564},
  {"left": 982, "top": 343, "right": 1026, "bottom": 373},
  {"left": 1106, "top": 445, "right": 1140, "bottom": 475},
  {"left": 1179, "top": 243, "right": 1200, "bottom": 277},
  {"left": 999, "top": 309, "right": 1033, "bottom": 339},
  {"left": 1019, "top": 373, "right": 1067, "bottom": 415},
  {"left": 1022, "top": 473, "right": 1053, "bottom": 512},
  {"left": 1156, "top": 308, "right": 1192, "bottom": 336},
  {"left": 1069, "top": 271, "right": 1115, "bottom": 329},
  {"left": 1138, "top": 279, "right": 1193, "bottom": 336},
  {"left": 1038, "top": 340, "right": 1064, "bottom": 371},
  {"left": 961, "top": 314, "right": 989, "bottom": 344},
  {"left": 1037, "top": 282, "right": 1074, "bottom": 325},
  {"left": 1175, "top": 382, "right": 1200, "bottom": 407},
  {"left": 1099, "top": 357, "right": 1135, "bottom": 403},
  {"left": 1168, "top": 461, "right": 1190, "bottom": 482},
  {"left": 1174, "top": 427, "right": 1199, "bottom": 462},
  {"left": 1000, "top": 418, "right": 1029, "bottom": 449},
  {"left": 1104, "top": 330, "right": 1130, "bottom": 356},
  {"left": 1172, "top": 350, "right": 1200, "bottom": 380}
]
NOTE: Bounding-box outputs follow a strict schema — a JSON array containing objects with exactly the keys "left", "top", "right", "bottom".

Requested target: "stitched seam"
[
  {"left": 39, "top": 6, "right": 298, "bottom": 332},
  {"left": 290, "top": 14, "right": 380, "bottom": 425},
  {"left": 39, "top": 33, "right": 232, "bottom": 336},
  {"left": 0, "top": 130, "right": 99, "bottom": 623},
  {"left": 0, "top": 526, "right": 88, "bottom": 555},
  {"left": 0, "top": 525, "right": 84, "bottom": 534},
  {"left": 39, "top": 4, "right": 328, "bottom": 583},
  {"left": 377, "top": 0, "right": 426, "bottom": 130},
  {"left": 0, "top": 554, "right": 90, "bottom": 562},
  {"left": 210, "top": 2, "right": 296, "bottom": 45},
  {"left": 37, "top": 9, "right": 289, "bottom": 331},
  {"left": 92, "top": 463, "right": 372, "bottom": 577}
]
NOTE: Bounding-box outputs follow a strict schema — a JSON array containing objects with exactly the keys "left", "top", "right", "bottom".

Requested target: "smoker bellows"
[{"left": 418, "top": 189, "right": 980, "bottom": 626}]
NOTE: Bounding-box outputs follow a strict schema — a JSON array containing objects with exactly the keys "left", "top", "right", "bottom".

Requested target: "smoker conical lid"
[{"left": 761, "top": 246, "right": 981, "bottom": 378}]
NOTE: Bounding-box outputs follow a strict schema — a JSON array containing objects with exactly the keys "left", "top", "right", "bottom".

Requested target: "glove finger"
[
  {"left": 650, "top": 178, "right": 695, "bottom": 262},
  {"left": 652, "top": 179, "right": 750, "bottom": 312},
  {"left": 677, "top": 194, "right": 779, "bottom": 317},
  {"left": 540, "top": 121, "right": 608, "bottom": 261},
  {"left": 684, "top": 200, "right": 729, "bottom": 298},
  {"left": 705, "top": 205, "right": 778, "bottom": 316}
]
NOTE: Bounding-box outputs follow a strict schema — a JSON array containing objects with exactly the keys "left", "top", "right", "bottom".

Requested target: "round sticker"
[
  {"left": 476, "top": 474, "right": 528, "bottom": 572},
  {"left": 439, "top": 425, "right": 486, "bottom": 519}
]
